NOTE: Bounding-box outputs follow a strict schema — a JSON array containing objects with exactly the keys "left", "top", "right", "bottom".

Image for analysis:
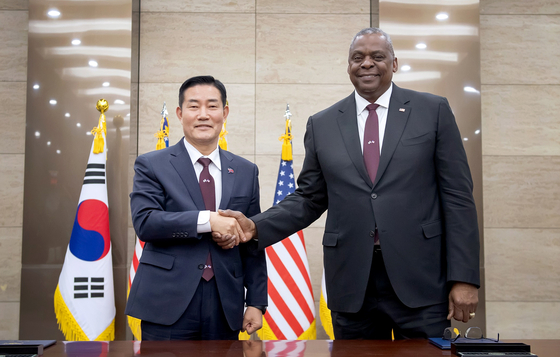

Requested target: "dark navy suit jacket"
[
  {"left": 125, "top": 139, "right": 267, "bottom": 330},
  {"left": 252, "top": 84, "right": 480, "bottom": 313}
]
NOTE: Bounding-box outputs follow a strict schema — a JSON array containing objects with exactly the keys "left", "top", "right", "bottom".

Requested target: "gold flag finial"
[
  {"left": 92, "top": 99, "right": 109, "bottom": 154},
  {"left": 279, "top": 104, "right": 293, "bottom": 161}
]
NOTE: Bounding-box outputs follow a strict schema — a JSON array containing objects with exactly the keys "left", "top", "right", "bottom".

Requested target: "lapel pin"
[
  {"left": 399, "top": 108, "right": 406, "bottom": 112},
  {"left": 228, "top": 168, "right": 234, "bottom": 174}
]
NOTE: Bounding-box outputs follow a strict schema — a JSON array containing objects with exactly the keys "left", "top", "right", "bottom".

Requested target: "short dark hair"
[
  {"left": 178, "top": 75, "right": 227, "bottom": 108},
  {"left": 349, "top": 27, "right": 395, "bottom": 58}
]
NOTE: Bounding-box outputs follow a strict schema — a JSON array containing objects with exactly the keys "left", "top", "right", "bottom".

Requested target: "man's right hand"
[
  {"left": 216, "top": 209, "right": 257, "bottom": 243},
  {"left": 209, "top": 212, "right": 245, "bottom": 249}
]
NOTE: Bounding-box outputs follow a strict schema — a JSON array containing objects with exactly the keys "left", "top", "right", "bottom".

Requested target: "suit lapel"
[
  {"left": 336, "top": 93, "right": 373, "bottom": 187},
  {"left": 218, "top": 149, "right": 236, "bottom": 209},
  {"left": 169, "top": 140, "right": 206, "bottom": 211},
  {"left": 374, "top": 84, "right": 411, "bottom": 187}
]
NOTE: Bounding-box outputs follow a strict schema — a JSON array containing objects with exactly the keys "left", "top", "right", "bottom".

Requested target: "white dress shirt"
[
  {"left": 183, "top": 138, "right": 221, "bottom": 233},
  {"left": 355, "top": 83, "right": 393, "bottom": 155}
]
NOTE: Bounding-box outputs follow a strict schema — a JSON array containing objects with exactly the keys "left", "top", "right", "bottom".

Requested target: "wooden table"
[{"left": 41, "top": 339, "right": 559, "bottom": 357}]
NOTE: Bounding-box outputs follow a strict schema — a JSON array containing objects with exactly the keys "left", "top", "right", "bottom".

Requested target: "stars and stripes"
[{"left": 258, "top": 159, "right": 316, "bottom": 340}]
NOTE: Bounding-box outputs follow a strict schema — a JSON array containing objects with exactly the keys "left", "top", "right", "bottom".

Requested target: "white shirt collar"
[
  {"left": 183, "top": 138, "right": 221, "bottom": 171},
  {"left": 354, "top": 82, "right": 393, "bottom": 115}
]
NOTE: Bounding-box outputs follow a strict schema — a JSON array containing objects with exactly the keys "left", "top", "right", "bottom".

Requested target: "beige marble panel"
[
  {"left": 486, "top": 302, "right": 560, "bottom": 339},
  {"left": 141, "top": 0, "right": 254, "bottom": 12},
  {"left": 256, "top": 14, "right": 370, "bottom": 84},
  {"left": 0, "top": 228, "right": 22, "bottom": 302},
  {"left": 255, "top": 154, "right": 326, "bottom": 229},
  {"left": 140, "top": 13, "right": 255, "bottom": 84},
  {"left": 0, "top": 0, "right": 27, "bottom": 10},
  {"left": 485, "top": 228, "right": 560, "bottom": 301},
  {"left": 0, "top": 154, "right": 24, "bottom": 227},
  {"left": 0, "top": 82, "right": 26, "bottom": 154},
  {"left": 481, "top": 15, "right": 560, "bottom": 85},
  {"left": 483, "top": 156, "right": 560, "bottom": 228},
  {"left": 255, "top": 84, "right": 354, "bottom": 156},
  {"left": 481, "top": 85, "right": 560, "bottom": 156},
  {"left": 481, "top": 0, "right": 560, "bottom": 14},
  {"left": 0, "top": 10, "right": 27, "bottom": 82},
  {"left": 0, "top": 302, "right": 19, "bottom": 339},
  {"left": 257, "top": 0, "right": 371, "bottom": 14},
  {"left": 138, "top": 83, "right": 255, "bottom": 156}
]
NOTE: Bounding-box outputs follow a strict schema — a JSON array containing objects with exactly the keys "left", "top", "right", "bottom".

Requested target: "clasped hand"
[{"left": 211, "top": 210, "right": 256, "bottom": 249}]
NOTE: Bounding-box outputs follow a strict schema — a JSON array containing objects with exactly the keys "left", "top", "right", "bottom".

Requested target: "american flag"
[{"left": 258, "top": 106, "right": 316, "bottom": 340}]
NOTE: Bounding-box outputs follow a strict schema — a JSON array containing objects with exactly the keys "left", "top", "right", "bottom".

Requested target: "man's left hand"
[
  {"left": 448, "top": 282, "right": 478, "bottom": 323},
  {"left": 242, "top": 306, "right": 263, "bottom": 335}
]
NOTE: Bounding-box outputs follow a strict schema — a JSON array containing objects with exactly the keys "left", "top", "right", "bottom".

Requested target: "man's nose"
[
  {"left": 198, "top": 108, "right": 210, "bottom": 119},
  {"left": 361, "top": 56, "right": 374, "bottom": 68}
]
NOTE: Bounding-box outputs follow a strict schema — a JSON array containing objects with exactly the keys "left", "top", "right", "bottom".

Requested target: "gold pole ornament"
[
  {"left": 93, "top": 99, "right": 109, "bottom": 154},
  {"left": 279, "top": 104, "right": 293, "bottom": 161}
]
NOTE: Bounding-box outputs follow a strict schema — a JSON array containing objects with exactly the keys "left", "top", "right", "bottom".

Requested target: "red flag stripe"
[
  {"left": 267, "top": 248, "right": 314, "bottom": 323},
  {"left": 281, "top": 236, "right": 313, "bottom": 295},
  {"left": 268, "top": 278, "right": 304, "bottom": 336},
  {"left": 264, "top": 310, "right": 286, "bottom": 340},
  {"left": 297, "top": 231, "right": 306, "bottom": 252}
]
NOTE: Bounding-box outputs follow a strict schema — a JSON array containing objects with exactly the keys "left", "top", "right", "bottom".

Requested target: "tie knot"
[
  {"left": 366, "top": 103, "right": 379, "bottom": 112},
  {"left": 197, "top": 157, "right": 212, "bottom": 168}
]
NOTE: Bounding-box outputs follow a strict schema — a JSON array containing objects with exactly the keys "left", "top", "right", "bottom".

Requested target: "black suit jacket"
[
  {"left": 252, "top": 84, "right": 479, "bottom": 313},
  {"left": 125, "top": 140, "right": 267, "bottom": 329}
]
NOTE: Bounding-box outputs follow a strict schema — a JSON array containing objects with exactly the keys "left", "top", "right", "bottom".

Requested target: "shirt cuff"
[{"left": 197, "top": 210, "right": 211, "bottom": 233}]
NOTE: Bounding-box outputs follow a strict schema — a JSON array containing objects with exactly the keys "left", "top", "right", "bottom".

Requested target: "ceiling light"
[
  {"left": 114, "top": 99, "right": 125, "bottom": 105},
  {"left": 464, "top": 86, "right": 480, "bottom": 94},
  {"left": 49, "top": 99, "right": 57, "bottom": 105},
  {"left": 415, "top": 43, "right": 427, "bottom": 49},
  {"left": 436, "top": 12, "right": 449, "bottom": 21},
  {"left": 33, "top": 84, "right": 40, "bottom": 90},
  {"left": 86, "top": 131, "right": 92, "bottom": 136},
  {"left": 35, "top": 131, "right": 40, "bottom": 137},
  {"left": 401, "top": 65, "right": 411, "bottom": 71},
  {"left": 47, "top": 9, "right": 61, "bottom": 18},
  {"left": 463, "top": 137, "right": 469, "bottom": 141},
  {"left": 65, "top": 113, "right": 70, "bottom": 117},
  {"left": 475, "top": 129, "right": 480, "bottom": 135},
  {"left": 71, "top": 39, "right": 81, "bottom": 46},
  {"left": 56, "top": 150, "right": 61, "bottom": 154},
  {"left": 102, "top": 82, "right": 110, "bottom": 87},
  {"left": 47, "top": 141, "right": 51, "bottom": 146},
  {"left": 88, "top": 60, "right": 98, "bottom": 67},
  {"left": 76, "top": 123, "right": 81, "bottom": 127}
]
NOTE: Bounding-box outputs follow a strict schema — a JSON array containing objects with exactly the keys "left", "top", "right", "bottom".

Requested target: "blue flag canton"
[
  {"left": 274, "top": 160, "right": 295, "bottom": 206},
  {"left": 162, "top": 116, "right": 169, "bottom": 147}
]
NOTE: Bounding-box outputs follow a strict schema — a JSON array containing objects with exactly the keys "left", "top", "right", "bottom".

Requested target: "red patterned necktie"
[
  {"left": 363, "top": 103, "right": 380, "bottom": 183},
  {"left": 198, "top": 157, "right": 215, "bottom": 281}
]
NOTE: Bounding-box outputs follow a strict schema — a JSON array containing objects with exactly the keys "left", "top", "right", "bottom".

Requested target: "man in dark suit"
[
  {"left": 126, "top": 76, "right": 267, "bottom": 340},
  {"left": 218, "top": 28, "right": 479, "bottom": 339}
]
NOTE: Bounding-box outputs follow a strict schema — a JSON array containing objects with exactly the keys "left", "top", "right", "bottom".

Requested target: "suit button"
[
  {"left": 185, "top": 233, "right": 188, "bottom": 237},
  {"left": 370, "top": 230, "right": 375, "bottom": 237},
  {"left": 371, "top": 193, "right": 377, "bottom": 199},
  {"left": 172, "top": 233, "right": 176, "bottom": 238},
  {"left": 198, "top": 264, "right": 204, "bottom": 270}
]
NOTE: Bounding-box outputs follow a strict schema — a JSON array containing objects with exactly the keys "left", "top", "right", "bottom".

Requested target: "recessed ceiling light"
[
  {"left": 86, "top": 131, "right": 92, "bottom": 136},
  {"left": 475, "top": 129, "right": 481, "bottom": 135},
  {"left": 102, "top": 82, "right": 110, "bottom": 87},
  {"left": 89, "top": 60, "right": 98, "bottom": 67},
  {"left": 114, "top": 99, "right": 125, "bottom": 105},
  {"left": 71, "top": 39, "right": 81, "bottom": 46},
  {"left": 47, "top": 141, "right": 51, "bottom": 146},
  {"left": 415, "top": 43, "right": 427, "bottom": 50},
  {"left": 464, "top": 86, "right": 480, "bottom": 94},
  {"left": 126, "top": 113, "right": 130, "bottom": 117},
  {"left": 49, "top": 99, "right": 57, "bottom": 105},
  {"left": 35, "top": 131, "right": 40, "bottom": 138},
  {"left": 401, "top": 65, "right": 411, "bottom": 72},
  {"left": 76, "top": 123, "right": 81, "bottom": 127},
  {"left": 47, "top": 9, "right": 61, "bottom": 18},
  {"left": 436, "top": 12, "right": 449, "bottom": 21},
  {"left": 65, "top": 113, "right": 70, "bottom": 117},
  {"left": 33, "top": 84, "right": 40, "bottom": 90},
  {"left": 56, "top": 150, "right": 61, "bottom": 154},
  {"left": 463, "top": 137, "right": 469, "bottom": 141}
]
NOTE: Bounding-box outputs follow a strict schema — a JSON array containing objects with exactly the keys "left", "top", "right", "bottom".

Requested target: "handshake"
[{"left": 209, "top": 210, "right": 257, "bottom": 249}]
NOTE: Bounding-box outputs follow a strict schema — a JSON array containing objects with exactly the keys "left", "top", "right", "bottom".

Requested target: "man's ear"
[{"left": 176, "top": 106, "right": 182, "bottom": 121}]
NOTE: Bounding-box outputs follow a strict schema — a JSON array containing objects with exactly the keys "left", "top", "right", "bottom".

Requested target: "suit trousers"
[
  {"left": 332, "top": 247, "right": 450, "bottom": 339},
  {"left": 141, "top": 277, "right": 239, "bottom": 340}
]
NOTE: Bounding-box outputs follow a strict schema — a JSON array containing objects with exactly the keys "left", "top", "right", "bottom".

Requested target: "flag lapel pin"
[
  {"left": 228, "top": 168, "right": 234, "bottom": 174},
  {"left": 399, "top": 108, "right": 406, "bottom": 112}
]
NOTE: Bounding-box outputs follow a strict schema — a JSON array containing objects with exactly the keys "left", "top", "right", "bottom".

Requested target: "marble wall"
[
  {"left": 481, "top": 0, "right": 560, "bottom": 339},
  {"left": 0, "top": 0, "right": 27, "bottom": 340}
]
